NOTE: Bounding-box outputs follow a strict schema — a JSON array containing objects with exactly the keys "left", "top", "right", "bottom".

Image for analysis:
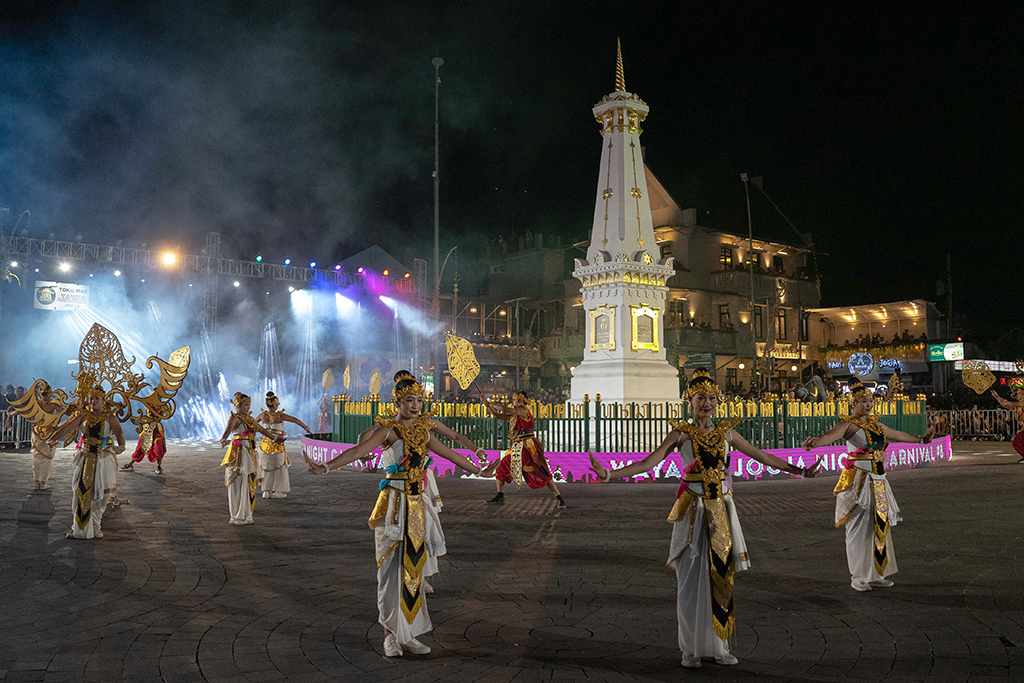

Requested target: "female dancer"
[
  {"left": 484, "top": 391, "right": 566, "bottom": 508},
  {"left": 122, "top": 408, "right": 167, "bottom": 473},
  {"left": 389, "top": 371, "right": 490, "bottom": 593},
  {"left": 22, "top": 381, "right": 67, "bottom": 490},
  {"left": 256, "top": 391, "right": 309, "bottom": 499},
  {"left": 589, "top": 370, "right": 820, "bottom": 668},
  {"left": 218, "top": 393, "right": 285, "bottom": 525},
  {"left": 305, "top": 376, "right": 495, "bottom": 657},
  {"left": 47, "top": 384, "right": 126, "bottom": 539},
  {"left": 802, "top": 377, "right": 933, "bottom": 592},
  {"left": 991, "top": 388, "right": 1024, "bottom": 462}
]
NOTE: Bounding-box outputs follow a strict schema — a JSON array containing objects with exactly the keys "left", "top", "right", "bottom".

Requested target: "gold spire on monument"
[{"left": 615, "top": 37, "right": 626, "bottom": 92}]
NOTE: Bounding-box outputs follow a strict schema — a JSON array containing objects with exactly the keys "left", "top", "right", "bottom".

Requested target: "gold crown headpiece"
[
  {"left": 685, "top": 369, "right": 721, "bottom": 399},
  {"left": 87, "top": 383, "right": 106, "bottom": 399},
  {"left": 847, "top": 377, "right": 871, "bottom": 402},
  {"left": 38, "top": 380, "right": 52, "bottom": 395},
  {"left": 231, "top": 392, "right": 250, "bottom": 410},
  {"left": 393, "top": 379, "right": 425, "bottom": 404},
  {"left": 513, "top": 392, "right": 534, "bottom": 410}
]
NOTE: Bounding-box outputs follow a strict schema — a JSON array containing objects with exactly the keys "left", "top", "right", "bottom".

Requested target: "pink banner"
[{"left": 299, "top": 435, "right": 953, "bottom": 484}]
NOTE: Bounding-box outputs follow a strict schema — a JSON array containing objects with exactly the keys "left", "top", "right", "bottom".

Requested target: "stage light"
[
  {"left": 256, "top": 255, "right": 263, "bottom": 262},
  {"left": 288, "top": 286, "right": 295, "bottom": 292},
  {"left": 89, "top": 273, "right": 93, "bottom": 277},
  {"left": 290, "top": 289, "right": 312, "bottom": 316},
  {"left": 334, "top": 264, "right": 341, "bottom": 270},
  {"left": 335, "top": 292, "right": 356, "bottom": 316},
  {"left": 9, "top": 261, "right": 16, "bottom": 267},
  {"left": 233, "top": 281, "right": 240, "bottom": 287},
  {"left": 34, "top": 268, "right": 39, "bottom": 273},
  {"left": 162, "top": 252, "right": 176, "bottom": 266},
  {"left": 141, "top": 279, "right": 146, "bottom": 283},
  {"left": 404, "top": 272, "right": 410, "bottom": 278},
  {"left": 738, "top": 363, "right": 745, "bottom": 369},
  {"left": 114, "top": 270, "right": 121, "bottom": 277},
  {"left": 284, "top": 258, "right": 291, "bottom": 265},
  {"left": 382, "top": 269, "right": 389, "bottom": 276},
  {"left": 357, "top": 267, "right": 364, "bottom": 274},
  {"left": 59, "top": 262, "right": 70, "bottom": 272},
  {"left": 309, "top": 261, "right": 317, "bottom": 268}
]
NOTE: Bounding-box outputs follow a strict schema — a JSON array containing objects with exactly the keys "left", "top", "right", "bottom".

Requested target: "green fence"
[{"left": 333, "top": 395, "right": 927, "bottom": 454}]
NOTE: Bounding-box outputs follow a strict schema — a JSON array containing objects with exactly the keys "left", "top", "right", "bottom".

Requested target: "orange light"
[
  {"left": 404, "top": 272, "right": 410, "bottom": 278},
  {"left": 383, "top": 269, "right": 389, "bottom": 276}
]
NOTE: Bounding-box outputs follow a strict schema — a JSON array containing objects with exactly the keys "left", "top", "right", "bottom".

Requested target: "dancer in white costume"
[
  {"left": 218, "top": 393, "right": 285, "bottom": 525},
  {"left": 256, "top": 391, "right": 309, "bottom": 499},
  {"left": 22, "top": 381, "right": 68, "bottom": 490},
  {"left": 589, "top": 370, "right": 820, "bottom": 669},
  {"left": 387, "top": 370, "right": 490, "bottom": 594},
  {"left": 306, "top": 376, "right": 496, "bottom": 657},
  {"left": 803, "top": 377, "right": 933, "bottom": 592},
  {"left": 47, "top": 384, "right": 125, "bottom": 539}
]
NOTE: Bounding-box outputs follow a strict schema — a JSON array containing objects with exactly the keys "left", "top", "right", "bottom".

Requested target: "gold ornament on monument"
[
  {"left": 961, "top": 359, "right": 996, "bottom": 394},
  {"left": 886, "top": 371, "right": 904, "bottom": 399}
]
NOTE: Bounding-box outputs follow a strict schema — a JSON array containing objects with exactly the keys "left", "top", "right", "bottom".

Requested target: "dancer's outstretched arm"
[
  {"left": 881, "top": 423, "right": 934, "bottom": 445},
  {"left": 430, "top": 421, "right": 488, "bottom": 464},
  {"left": 589, "top": 430, "right": 681, "bottom": 481},
  {"left": 280, "top": 412, "right": 310, "bottom": 433},
  {"left": 802, "top": 421, "right": 852, "bottom": 450},
  {"left": 307, "top": 423, "right": 390, "bottom": 474},
  {"left": 730, "top": 430, "right": 819, "bottom": 476},
  {"left": 426, "top": 434, "right": 492, "bottom": 477}
]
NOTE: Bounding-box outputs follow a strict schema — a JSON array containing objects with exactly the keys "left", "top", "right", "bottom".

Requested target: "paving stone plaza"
[{"left": 0, "top": 439, "right": 1021, "bottom": 682}]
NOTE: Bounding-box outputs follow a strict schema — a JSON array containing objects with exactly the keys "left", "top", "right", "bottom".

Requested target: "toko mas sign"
[{"left": 301, "top": 435, "right": 952, "bottom": 484}]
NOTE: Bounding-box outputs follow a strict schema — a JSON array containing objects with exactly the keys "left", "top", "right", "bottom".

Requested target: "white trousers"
[
  {"left": 377, "top": 540, "right": 432, "bottom": 645},
  {"left": 259, "top": 449, "right": 290, "bottom": 493},
  {"left": 32, "top": 435, "right": 55, "bottom": 485},
  {"left": 227, "top": 473, "right": 255, "bottom": 523},
  {"left": 69, "top": 450, "right": 115, "bottom": 539},
  {"left": 845, "top": 504, "right": 898, "bottom": 582},
  {"left": 675, "top": 542, "right": 730, "bottom": 658}
]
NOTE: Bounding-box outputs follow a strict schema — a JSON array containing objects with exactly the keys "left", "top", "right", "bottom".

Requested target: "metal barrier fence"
[
  {"left": 0, "top": 414, "right": 32, "bottom": 449},
  {"left": 930, "top": 409, "right": 1023, "bottom": 440},
  {"left": 333, "top": 396, "right": 928, "bottom": 454}
]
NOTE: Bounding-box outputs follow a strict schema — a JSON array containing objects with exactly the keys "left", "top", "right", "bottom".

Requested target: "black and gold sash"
[
  {"left": 667, "top": 418, "right": 741, "bottom": 641},
  {"left": 75, "top": 416, "right": 109, "bottom": 530}
]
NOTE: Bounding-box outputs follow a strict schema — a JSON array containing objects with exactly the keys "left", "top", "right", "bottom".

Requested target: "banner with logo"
[{"left": 33, "top": 281, "right": 90, "bottom": 311}]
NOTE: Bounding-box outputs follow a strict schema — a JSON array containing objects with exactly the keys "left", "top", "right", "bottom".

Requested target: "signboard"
[
  {"left": 629, "top": 304, "right": 660, "bottom": 352},
  {"left": 684, "top": 352, "right": 715, "bottom": 368},
  {"left": 588, "top": 305, "right": 616, "bottom": 352},
  {"left": 929, "top": 342, "right": 964, "bottom": 361},
  {"left": 33, "top": 281, "right": 89, "bottom": 311},
  {"left": 302, "top": 435, "right": 953, "bottom": 484}
]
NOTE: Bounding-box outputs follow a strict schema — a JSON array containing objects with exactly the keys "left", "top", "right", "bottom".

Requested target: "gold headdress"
[
  {"left": 392, "top": 377, "right": 425, "bottom": 404},
  {"left": 513, "top": 392, "right": 534, "bottom": 410},
  {"left": 686, "top": 368, "right": 721, "bottom": 399},
  {"left": 847, "top": 376, "right": 871, "bottom": 402},
  {"left": 87, "top": 383, "right": 106, "bottom": 399},
  {"left": 231, "top": 392, "right": 251, "bottom": 411}
]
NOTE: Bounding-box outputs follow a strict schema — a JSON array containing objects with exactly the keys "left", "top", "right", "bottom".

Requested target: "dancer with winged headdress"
[
  {"left": 803, "top": 376, "right": 934, "bottom": 592},
  {"left": 589, "top": 370, "right": 820, "bottom": 669},
  {"left": 47, "top": 382, "right": 125, "bottom": 539},
  {"left": 305, "top": 375, "right": 494, "bottom": 658},
  {"left": 8, "top": 379, "right": 70, "bottom": 490}
]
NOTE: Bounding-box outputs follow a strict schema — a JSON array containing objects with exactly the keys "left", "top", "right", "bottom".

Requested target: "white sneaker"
[
  {"left": 715, "top": 653, "right": 738, "bottom": 665},
  {"left": 422, "top": 577, "right": 435, "bottom": 594},
  {"left": 851, "top": 578, "right": 872, "bottom": 592},
  {"left": 262, "top": 491, "right": 271, "bottom": 499},
  {"left": 869, "top": 579, "right": 894, "bottom": 587},
  {"left": 681, "top": 653, "right": 702, "bottom": 668},
  {"left": 383, "top": 634, "right": 402, "bottom": 657},
  {"left": 38, "top": 483, "right": 51, "bottom": 490},
  {"left": 93, "top": 530, "right": 103, "bottom": 539},
  {"left": 403, "top": 638, "right": 430, "bottom": 655},
  {"left": 270, "top": 492, "right": 287, "bottom": 499}
]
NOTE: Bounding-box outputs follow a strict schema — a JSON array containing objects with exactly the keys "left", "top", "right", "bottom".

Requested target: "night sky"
[{"left": 3, "top": 2, "right": 1021, "bottom": 342}]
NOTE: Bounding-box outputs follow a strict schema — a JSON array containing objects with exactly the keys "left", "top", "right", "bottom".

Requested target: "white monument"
[{"left": 570, "top": 41, "right": 680, "bottom": 404}]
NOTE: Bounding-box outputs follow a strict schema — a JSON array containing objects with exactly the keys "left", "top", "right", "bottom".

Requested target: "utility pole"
[
  {"left": 741, "top": 173, "right": 758, "bottom": 395},
  {"left": 431, "top": 55, "right": 444, "bottom": 394}
]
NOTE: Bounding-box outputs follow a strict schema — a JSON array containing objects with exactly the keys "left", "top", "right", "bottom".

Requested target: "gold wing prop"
[
  {"left": 322, "top": 368, "right": 335, "bottom": 392},
  {"left": 343, "top": 365, "right": 351, "bottom": 391},
  {"left": 962, "top": 360, "right": 996, "bottom": 395},
  {"left": 130, "top": 346, "right": 191, "bottom": 430},
  {"left": 8, "top": 379, "right": 71, "bottom": 438},
  {"left": 445, "top": 332, "right": 480, "bottom": 390},
  {"left": 369, "top": 368, "right": 382, "bottom": 396}
]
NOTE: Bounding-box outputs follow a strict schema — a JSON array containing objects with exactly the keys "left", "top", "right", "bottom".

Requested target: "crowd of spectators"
[{"left": 826, "top": 329, "right": 928, "bottom": 348}]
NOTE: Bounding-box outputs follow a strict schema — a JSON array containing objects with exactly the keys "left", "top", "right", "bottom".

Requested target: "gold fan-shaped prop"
[
  {"left": 369, "top": 368, "right": 382, "bottom": 396},
  {"left": 446, "top": 332, "right": 481, "bottom": 391},
  {"left": 962, "top": 359, "right": 996, "bottom": 395},
  {"left": 322, "top": 368, "right": 335, "bottom": 392},
  {"left": 343, "top": 365, "right": 351, "bottom": 391}
]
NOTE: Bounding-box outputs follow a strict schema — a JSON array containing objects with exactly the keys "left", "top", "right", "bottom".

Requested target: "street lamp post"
[
  {"left": 741, "top": 173, "right": 758, "bottom": 395},
  {"left": 430, "top": 55, "right": 444, "bottom": 394}
]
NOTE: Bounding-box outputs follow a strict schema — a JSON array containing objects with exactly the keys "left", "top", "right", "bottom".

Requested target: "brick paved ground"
[{"left": 0, "top": 439, "right": 1021, "bottom": 682}]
